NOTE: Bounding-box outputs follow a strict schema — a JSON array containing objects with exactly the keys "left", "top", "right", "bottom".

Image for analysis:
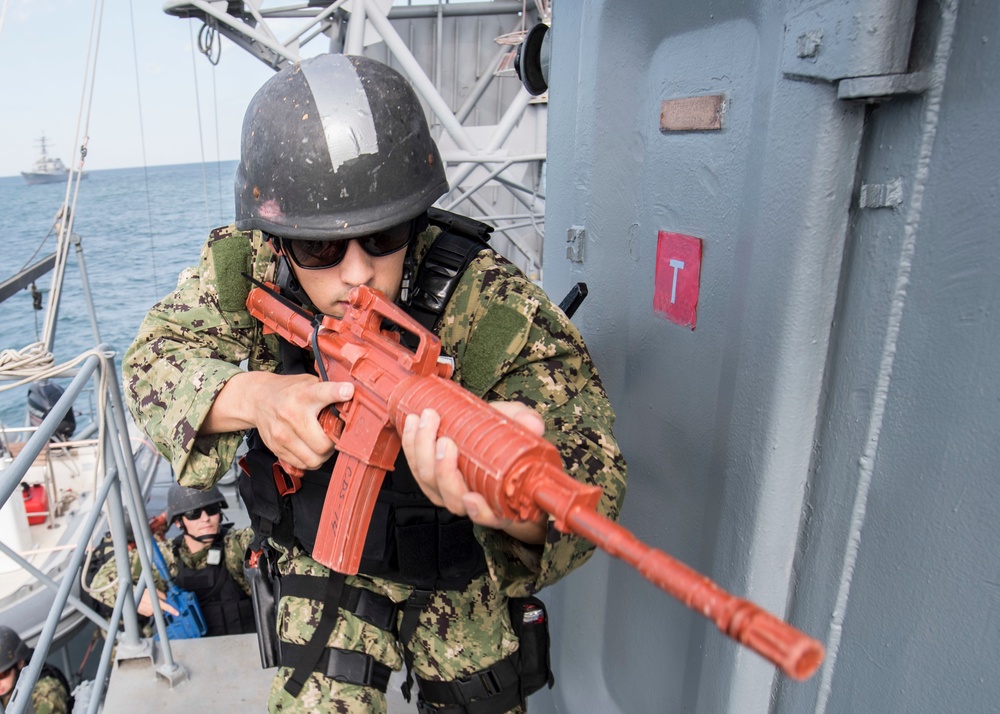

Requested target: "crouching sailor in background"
[
  {"left": 90, "top": 484, "right": 256, "bottom": 635},
  {"left": 0, "top": 625, "right": 72, "bottom": 714}
]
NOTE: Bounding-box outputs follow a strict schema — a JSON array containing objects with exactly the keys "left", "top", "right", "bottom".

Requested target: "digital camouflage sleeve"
[
  {"left": 123, "top": 225, "right": 627, "bottom": 596},
  {"left": 30, "top": 675, "right": 70, "bottom": 714}
]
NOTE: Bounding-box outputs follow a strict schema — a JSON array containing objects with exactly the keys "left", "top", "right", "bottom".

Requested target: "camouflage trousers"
[{"left": 267, "top": 547, "right": 524, "bottom": 713}]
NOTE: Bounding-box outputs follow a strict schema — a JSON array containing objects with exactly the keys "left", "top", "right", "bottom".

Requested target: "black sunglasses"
[
  {"left": 181, "top": 503, "right": 222, "bottom": 521},
  {"left": 0, "top": 664, "right": 14, "bottom": 679},
  {"left": 271, "top": 219, "right": 414, "bottom": 270}
]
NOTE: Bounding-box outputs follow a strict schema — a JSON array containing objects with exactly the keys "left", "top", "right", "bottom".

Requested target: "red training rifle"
[{"left": 245, "top": 279, "right": 825, "bottom": 681}]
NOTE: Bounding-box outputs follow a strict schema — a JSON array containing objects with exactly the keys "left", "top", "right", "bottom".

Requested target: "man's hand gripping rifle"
[{"left": 245, "top": 280, "right": 825, "bottom": 681}]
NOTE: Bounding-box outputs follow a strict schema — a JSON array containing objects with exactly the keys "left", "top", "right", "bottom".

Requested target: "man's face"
[
  {"left": 277, "top": 237, "right": 407, "bottom": 318},
  {"left": 180, "top": 507, "right": 222, "bottom": 542},
  {"left": 0, "top": 663, "right": 18, "bottom": 697}
]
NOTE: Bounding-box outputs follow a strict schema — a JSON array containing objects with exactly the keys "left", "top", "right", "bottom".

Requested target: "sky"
[{"left": 0, "top": 0, "right": 281, "bottom": 177}]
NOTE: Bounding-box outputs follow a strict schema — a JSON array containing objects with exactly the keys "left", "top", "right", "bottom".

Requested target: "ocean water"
[{"left": 0, "top": 161, "right": 239, "bottom": 426}]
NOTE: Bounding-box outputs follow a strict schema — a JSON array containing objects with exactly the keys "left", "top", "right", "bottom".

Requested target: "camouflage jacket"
[
  {"left": 0, "top": 673, "right": 69, "bottom": 714},
  {"left": 122, "top": 224, "right": 627, "bottom": 597},
  {"left": 89, "top": 526, "right": 254, "bottom": 609}
]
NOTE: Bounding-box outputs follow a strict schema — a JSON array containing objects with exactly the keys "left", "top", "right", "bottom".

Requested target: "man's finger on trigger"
[
  {"left": 161, "top": 599, "right": 180, "bottom": 616},
  {"left": 319, "top": 380, "right": 354, "bottom": 404}
]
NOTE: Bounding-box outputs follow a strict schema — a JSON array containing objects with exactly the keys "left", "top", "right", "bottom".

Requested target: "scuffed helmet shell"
[
  {"left": 166, "top": 483, "right": 228, "bottom": 524},
  {"left": 235, "top": 54, "right": 448, "bottom": 240},
  {"left": 0, "top": 625, "right": 30, "bottom": 672}
]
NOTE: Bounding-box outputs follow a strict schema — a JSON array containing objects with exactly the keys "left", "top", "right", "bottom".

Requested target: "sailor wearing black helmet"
[
  {"left": 90, "top": 484, "right": 256, "bottom": 636},
  {"left": 122, "top": 53, "right": 626, "bottom": 713},
  {"left": 0, "top": 625, "right": 72, "bottom": 714}
]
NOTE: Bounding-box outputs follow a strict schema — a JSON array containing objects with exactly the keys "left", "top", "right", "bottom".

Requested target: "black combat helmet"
[
  {"left": 235, "top": 53, "right": 448, "bottom": 240},
  {"left": 166, "top": 484, "right": 228, "bottom": 525},
  {"left": 0, "top": 626, "right": 30, "bottom": 672}
]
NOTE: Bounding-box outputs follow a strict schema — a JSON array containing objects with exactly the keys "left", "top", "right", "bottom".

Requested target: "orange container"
[{"left": 21, "top": 484, "right": 48, "bottom": 525}]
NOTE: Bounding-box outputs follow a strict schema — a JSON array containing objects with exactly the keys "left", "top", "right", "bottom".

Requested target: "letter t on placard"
[{"left": 654, "top": 231, "right": 703, "bottom": 329}]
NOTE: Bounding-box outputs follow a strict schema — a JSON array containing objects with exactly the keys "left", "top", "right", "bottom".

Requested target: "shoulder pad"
[
  {"left": 427, "top": 207, "right": 493, "bottom": 243},
  {"left": 208, "top": 227, "right": 254, "bottom": 313},
  {"left": 409, "top": 218, "right": 493, "bottom": 332}
]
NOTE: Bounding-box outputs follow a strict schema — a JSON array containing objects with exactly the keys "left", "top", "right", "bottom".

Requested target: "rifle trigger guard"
[{"left": 273, "top": 462, "right": 302, "bottom": 495}]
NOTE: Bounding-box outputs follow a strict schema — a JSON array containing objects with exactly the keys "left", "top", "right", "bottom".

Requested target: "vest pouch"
[
  {"left": 509, "top": 596, "right": 555, "bottom": 696},
  {"left": 437, "top": 513, "right": 485, "bottom": 583},
  {"left": 394, "top": 506, "right": 438, "bottom": 583},
  {"left": 288, "top": 467, "right": 332, "bottom": 553},
  {"left": 357, "top": 499, "right": 397, "bottom": 576}
]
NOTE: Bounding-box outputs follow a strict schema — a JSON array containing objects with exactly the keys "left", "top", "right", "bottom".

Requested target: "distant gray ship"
[{"left": 20, "top": 135, "right": 84, "bottom": 185}]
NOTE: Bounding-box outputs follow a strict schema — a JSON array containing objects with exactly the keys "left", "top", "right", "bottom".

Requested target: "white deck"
[
  {"left": 102, "top": 633, "right": 412, "bottom": 712},
  {"left": 102, "top": 634, "right": 275, "bottom": 712}
]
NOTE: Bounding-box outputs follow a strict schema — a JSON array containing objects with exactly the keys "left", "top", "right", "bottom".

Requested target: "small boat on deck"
[{"left": 0, "top": 391, "right": 161, "bottom": 653}]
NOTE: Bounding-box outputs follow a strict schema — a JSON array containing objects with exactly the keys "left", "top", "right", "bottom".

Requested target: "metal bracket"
[
  {"left": 155, "top": 661, "right": 190, "bottom": 688},
  {"left": 783, "top": 0, "right": 919, "bottom": 83},
  {"left": 859, "top": 178, "right": 904, "bottom": 209},
  {"left": 838, "top": 70, "right": 930, "bottom": 101},
  {"left": 566, "top": 226, "right": 585, "bottom": 263}
]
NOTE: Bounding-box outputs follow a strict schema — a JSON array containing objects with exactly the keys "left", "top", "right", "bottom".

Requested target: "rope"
[
  {"left": 196, "top": 19, "right": 225, "bottom": 224},
  {"left": 198, "top": 21, "right": 222, "bottom": 66},
  {"left": 45, "top": 0, "right": 106, "bottom": 350},
  {"left": 127, "top": 0, "right": 160, "bottom": 297},
  {"left": 0, "top": 346, "right": 112, "bottom": 394},
  {"left": 0, "top": 342, "right": 55, "bottom": 378},
  {"left": 188, "top": 22, "right": 213, "bottom": 233}
]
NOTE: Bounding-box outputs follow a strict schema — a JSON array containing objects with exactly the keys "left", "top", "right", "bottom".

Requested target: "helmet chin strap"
[
  {"left": 399, "top": 249, "right": 416, "bottom": 307},
  {"left": 275, "top": 255, "right": 312, "bottom": 308},
  {"left": 188, "top": 532, "right": 219, "bottom": 544},
  {"left": 398, "top": 211, "right": 428, "bottom": 308}
]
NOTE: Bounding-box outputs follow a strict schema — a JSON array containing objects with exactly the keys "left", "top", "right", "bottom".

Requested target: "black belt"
[
  {"left": 279, "top": 575, "right": 398, "bottom": 632},
  {"left": 416, "top": 656, "right": 522, "bottom": 714},
  {"left": 279, "top": 642, "right": 392, "bottom": 693}
]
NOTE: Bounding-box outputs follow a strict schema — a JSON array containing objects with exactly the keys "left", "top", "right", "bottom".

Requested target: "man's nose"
[{"left": 337, "top": 239, "right": 376, "bottom": 286}]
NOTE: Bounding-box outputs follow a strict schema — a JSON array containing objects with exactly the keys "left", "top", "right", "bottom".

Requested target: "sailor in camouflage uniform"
[
  {"left": 89, "top": 484, "right": 255, "bottom": 636},
  {"left": 122, "top": 54, "right": 626, "bottom": 713},
  {"left": 0, "top": 626, "right": 71, "bottom": 714}
]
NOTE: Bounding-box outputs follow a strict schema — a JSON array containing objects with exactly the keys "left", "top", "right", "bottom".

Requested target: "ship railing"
[{"left": 0, "top": 349, "right": 187, "bottom": 714}]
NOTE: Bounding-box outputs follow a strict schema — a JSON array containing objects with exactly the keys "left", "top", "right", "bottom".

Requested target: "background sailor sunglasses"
[
  {"left": 271, "top": 218, "right": 415, "bottom": 270},
  {"left": 181, "top": 503, "right": 222, "bottom": 520}
]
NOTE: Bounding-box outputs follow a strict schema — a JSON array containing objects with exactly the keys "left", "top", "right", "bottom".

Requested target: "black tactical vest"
[{"left": 172, "top": 526, "right": 256, "bottom": 636}]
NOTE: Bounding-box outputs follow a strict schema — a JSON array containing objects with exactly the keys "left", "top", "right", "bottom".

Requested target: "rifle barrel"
[{"left": 533, "top": 483, "right": 824, "bottom": 680}]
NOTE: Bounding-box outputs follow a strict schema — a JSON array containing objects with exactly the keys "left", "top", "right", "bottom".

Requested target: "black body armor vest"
[
  {"left": 172, "top": 526, "right": 256, "bottom": 636},
  {"left": 239, "top": 209, "right": 493, "bottom": 591}
]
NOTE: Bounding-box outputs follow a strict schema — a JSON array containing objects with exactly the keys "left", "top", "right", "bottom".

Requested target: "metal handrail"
[{"left": 0, "top": 350, "right": 183, "bottom": 714}]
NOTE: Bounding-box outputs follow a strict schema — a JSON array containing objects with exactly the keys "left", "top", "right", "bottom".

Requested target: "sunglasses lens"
[
  {"left": 358, "top": 221, "right": 413, "bottom": 257},
  {"left": 183, "top": 503, "right": 221, "bottom": 520},
  {"left": 289, "top": 239, "right": 348, "bottom": 269}
]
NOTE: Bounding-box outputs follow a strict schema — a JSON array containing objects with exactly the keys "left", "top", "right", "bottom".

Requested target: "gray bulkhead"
[{"left": 537, "top": 1, "right": 998, "bottom": 713}]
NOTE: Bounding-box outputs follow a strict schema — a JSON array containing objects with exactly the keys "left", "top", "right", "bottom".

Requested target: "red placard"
[{"left": 654, "top": 231, "right": 702, "bottom": 329}]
